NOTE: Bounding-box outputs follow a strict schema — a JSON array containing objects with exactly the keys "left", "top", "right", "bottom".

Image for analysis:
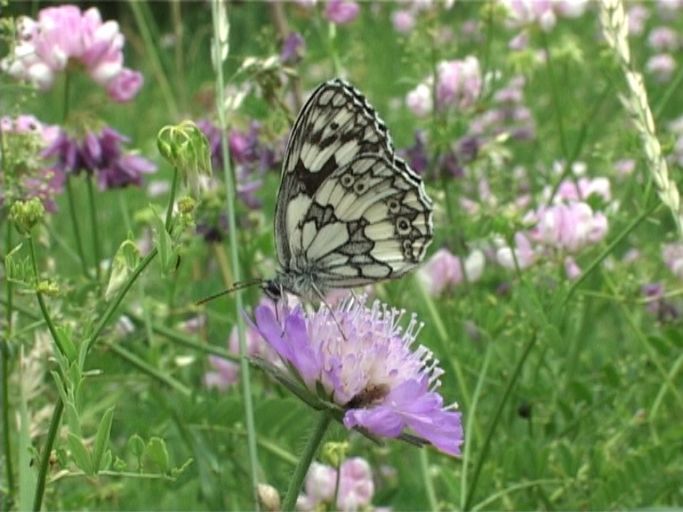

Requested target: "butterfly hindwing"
[{"left": 286, "top": 154, "right": 433, "bottom": 286}]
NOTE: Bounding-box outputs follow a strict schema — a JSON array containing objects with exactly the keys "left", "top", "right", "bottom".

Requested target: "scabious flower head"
[
  {"left": 42, "top": 126, "right": 156, "bottom": 190},
  {"left": 0, "top": 115, "right": 64, "bottom": 212},
  {"left": 1, "top": 5, "right": 143, "bottom": 102},
  {"left": 253, "top": 296, "right": 463, "bottom": 457},
  {"left": 297, "top": 457, "right": 375, "bottom": 512},
  {"left": 325, "top": 0, "right": 360, "bottom": 25}
]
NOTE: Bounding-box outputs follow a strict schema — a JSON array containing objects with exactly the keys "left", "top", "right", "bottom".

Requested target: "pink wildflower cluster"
[
  {"left": 418, "top": 248, "right": 485, "bottom": 296},
  {"left": 1, "top": 5, "right": 143, "bottom": 102},
  {"left": 406, "top": 56, "right": 482, "bottom": 117},
  {"left": 391, "top": 0, "right": 455, "bottom": 34},
  {"left": 496, "top": 168, "right": 610, "bottom": 279},
  {"left": 500, "top": 0, "right": 589, "bottom": 32},
  {"left": 297, "top": 458, "right": 376, "bottom": 511},
  {"left": 324, "top": 0, "right": 360, "bottom": 25}
]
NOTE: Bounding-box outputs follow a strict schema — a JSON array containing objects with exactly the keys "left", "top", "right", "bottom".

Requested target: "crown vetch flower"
[
  {"left": 1, "top": 5, "right": 143, "bottom": 102},
  {"left": 325, "top": 0, "right": 360, "bottom": 25},
  {"left": 42, "top": 126, "right": 156, "bottom": 190},
  {"left": 253, "top": 296, "right": 463, "bottom": 457},
  {"left": 297, "top": 457, "right": 375, "bottom": 511}
]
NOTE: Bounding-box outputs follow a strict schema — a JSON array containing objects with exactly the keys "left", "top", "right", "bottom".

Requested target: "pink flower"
[
  {"left": 552, "top": 177, "right": 611, "bottom": 203},
  {"left": 564, "top": 256, "right": 582, "bottom": 280},
  {"left": 1, "top": 5, "right": 143, "bottom": 102},
  {"left": 502, "top": 0, "right": 557, "bottom": 31},
  {"left": 627, "top": 5, "right": 650, "bottom": 36},
  {"left": 614, "top": 158, "right": 636, "bottom": 177},
  {"left": 496, "top": 232, "right": 537, "bottom": 270},
  {"left": 392, "top": 9, "right": 416, "bottom": 33},
  {"left": 529, "top": 202, "right": 608, "bottom": 252},
  {"left": 436, "top": 57, "right": 482, "bottom": 110},
  {"left": 325, "top": 0, "right": 360, "bottom": 25},
  {"left": 648, "top": 26, "right": 679, "bottom": 51},
  {"left": 646, "top": 53, "right": 676, "bottom": 82},
  {"left": 106, "top": 68, "right": 144, "bottom": 102},
  {"left": 297, "top": 458, "right": 375, "bottom": 511},
  {"left": 663, "top": 243, "right": 683, "bottom": 279},
  {"left": 417, "top": 248, "right": 485, "bottom": 296},
  {"left": 406, "top": 83, "right": 433, "bottom": 117}
]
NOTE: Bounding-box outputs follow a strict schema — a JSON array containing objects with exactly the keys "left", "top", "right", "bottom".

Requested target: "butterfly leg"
[{"left": 311, "top": 282, "right": 348, "bottom": 341}]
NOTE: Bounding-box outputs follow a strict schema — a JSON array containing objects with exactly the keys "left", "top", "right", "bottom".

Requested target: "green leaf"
[
  {"left": 100, "top": 450, "right": 113, "bottom": 472},
  {"left": 92, "top": 407, "right": 115, "bottom": 472},
  {"left": 64, "top": 403, "right": 81, "bottom": 438},
  {"left": 56, "top": 325, "right": 78, "bottom": 362},
  {"left": 150, "top": 208, "right": 177, "bottom": 274},
  {"left": 143, "top": 437, "right": 170, "bottom": 473},
  {"left": 67, "top": 433, "right": 93, "bottom": 475},
  {"left": 104, "top": 239, "right": 141, "bottom": 300}
]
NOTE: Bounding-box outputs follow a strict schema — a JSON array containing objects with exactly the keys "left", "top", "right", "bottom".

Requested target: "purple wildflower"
[
  {"left": 324, "top": 0, "right": 360, "bottom": 25},
  {"left": 392, "top": 10, "right": 416, "bottom": 34},
  {"left": 253, "top": 296, "right": 464, "bottom": 457},
  {"left": 642, "top": 283, "right": 679, "bottom": 322},
  {"left": 43, "top": 126, "right": 156, "bottom": 189},
  {"left": 281, "top": 32, "right": 306, "bottom": 64},
  {"left": 400, "top": 130, "right": 429, "bottom": 174}
]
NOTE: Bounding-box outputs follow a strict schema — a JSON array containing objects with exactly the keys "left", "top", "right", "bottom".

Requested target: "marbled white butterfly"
[{"left": 262, "top": 78, "right": 434, "bottom": 302}]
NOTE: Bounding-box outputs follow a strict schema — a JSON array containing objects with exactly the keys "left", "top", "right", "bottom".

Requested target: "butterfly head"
[{"left": 261, "top": 279, "right": 283, "bottom": 301}]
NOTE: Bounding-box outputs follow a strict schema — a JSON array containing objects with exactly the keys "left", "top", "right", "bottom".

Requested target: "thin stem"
[
  {"left": 86, "top": 175, "right": 101, "bottom": 282},
  {"left": 2, "top": 225, "right": 15, "bottom": 505},
  {"left": 464, "top": 332, "right": 538, "bottom": 510},
  {"left": 32, "top": 400, "right": 64, "bottom": 512},
  {"left": 563, "top": 201, "right": 659, "bottom": 304},
  {"left": 541, "top": 31, "right": 569, "bottom": 160},
  {"left": 107, "top": 340, "right": 191, "bottom": 397},
  {"left": 27, "top": 236, "right": 66, "bottom": 356},
  {"left": 65, "top": 176, "right": 90, "bottom": 280},
  {"left": 165, "top": 167, "right": 179, "bottom": 232},
  {"left": 211, "top": 1, "right": 261, "bottom": 506},
  {"left": 84, "top": 248, "right": 158, "bottom": 356},
  {"left": 419, "top": 450, "right": 438, "bottom": 511},
  {"left": 282, "top": 412, "right": 332, "bottom": 511}
]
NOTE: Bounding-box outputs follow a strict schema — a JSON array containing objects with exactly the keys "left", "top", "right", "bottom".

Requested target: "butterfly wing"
[
  {"left": 275, "top": 79, "right": 395, "bottom": 267},
  {"left": 286, "top": 154, "right": 433, "bottom": 287}
]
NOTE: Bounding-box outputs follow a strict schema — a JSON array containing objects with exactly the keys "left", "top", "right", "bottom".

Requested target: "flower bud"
[
  {"left": 157, "top": 121, "right": 212, "bottom": 194},
  {"left": 36, "top": 280, "right": 60, "bottom": 296},
  {"left": 321, "top": 441, "right": 349, "bottom": 468},
  {"left": 256, "top": 483, "right": 280, "bottom": 512},
  {"left": 9, "top": 198, "right": 45, "bottom": 234},
  {"left": 177, "top": 196, "right": 196, "bottom": 214}
]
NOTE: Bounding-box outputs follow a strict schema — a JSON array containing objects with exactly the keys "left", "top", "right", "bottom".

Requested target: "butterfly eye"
[
  {"left": 341, "top": 174, "right": 354, "bottom": 187},
  {"left": 396, "top": 217, "right": 412, "bottom": 235}
]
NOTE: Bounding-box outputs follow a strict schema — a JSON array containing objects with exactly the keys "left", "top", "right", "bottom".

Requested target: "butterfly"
[{"left": 258, "top": 78, "right": 433, "bottom": 302}]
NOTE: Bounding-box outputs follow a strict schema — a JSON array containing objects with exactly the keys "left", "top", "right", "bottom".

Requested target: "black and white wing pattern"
[{"left": 273, "top": 78, "right": 433, "bottom": 294}]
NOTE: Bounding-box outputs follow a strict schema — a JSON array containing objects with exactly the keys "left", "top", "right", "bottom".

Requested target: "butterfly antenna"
[
  {"left": 195, "top": 278, "right": 264, "bottom": 306},
  {"left": 311, "top": 283, "right": 348, "bottom": 341}
]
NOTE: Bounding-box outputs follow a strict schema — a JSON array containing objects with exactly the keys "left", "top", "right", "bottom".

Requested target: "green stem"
[
  {"left": 127, "top": 0, "right": 179, "bottom": 119},
  {"left": 2, "top": 225, "right": 15, "bottom": 506},
  {"left": 282, "top": 412, "right": 332, "bottom": 511},
  {"left": 165, "top": 167, "right": 179, "bottom": 232},
  {"left": 541, "top": 31, "right": 569, "bottom": 160},
  {"left": 86, "top": 175, "right": 101, "bottom": 282},
  {"left": 419, "top": 450, "right": 438, "bottom": 511},
  {"left": 464, "top": 333, "right": 538, "bottom": 511},
  {"left": 563, "top": 201, "right": 659, "bottom": 304},
  {"left": 107, "top": 340, "right": 191, "bottom": 397},
  {"left": 27, "top": 236, "right": 66, "bottom": 356},
  {"left": 84, "top": 248, "right": 158, "bottom": 356},
  {"left": 211, "top": 1, "right": 261, "bottom": 506},
  {"left": 32, "top": 400, "right": 64, "bottom": 512},
  {"left": 65, "top": 176, "right": 90, "bottom": 280}
]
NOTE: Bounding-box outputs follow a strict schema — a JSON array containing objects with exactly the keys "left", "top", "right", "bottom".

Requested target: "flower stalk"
[
  {"left": 282, "top": 412, "right": 332, "bottom": 511},
  {"left": 210, "top": 0, "right": 261, "bottom": 507},
  {"left": 86, "top": 175, "right": 102, "bottom": 282},
  {"left": 2, "top": 225, "right": 15, "bottom": 506}
]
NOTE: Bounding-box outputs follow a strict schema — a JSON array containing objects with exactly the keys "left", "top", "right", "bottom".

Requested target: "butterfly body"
[{"left": 266, "top": 79, "right": 433, "bottom": 301}]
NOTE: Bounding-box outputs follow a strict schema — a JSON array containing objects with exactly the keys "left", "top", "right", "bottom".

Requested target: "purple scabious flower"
[
  {"left": 253, "top": 296, "right": 464, "bottom": 457},
  {"left": 43, "top": 126, "right": 156, "bottom": 189}
]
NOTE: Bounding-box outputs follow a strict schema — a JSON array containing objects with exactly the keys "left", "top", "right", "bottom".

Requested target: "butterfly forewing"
[{"left": 274, "top": 78, "right": 433, "bottom": 296}]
